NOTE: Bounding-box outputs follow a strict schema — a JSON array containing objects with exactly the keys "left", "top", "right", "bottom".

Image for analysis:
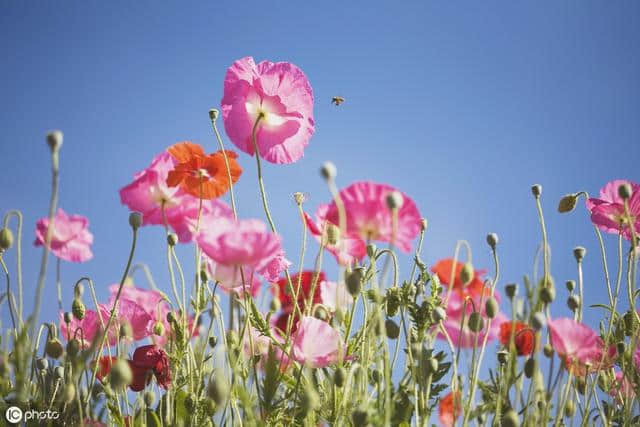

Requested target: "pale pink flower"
[
  {"left": 587, "top": 179, "right": 640, "bottom": 239},
  {"left": 304, "top": 205, "right": 366, "bottom": 266},
  {"left": 197, "top": 217, "right": 284, "bottom": 281},
  {"left": 168, "top": 199, "right": 233, "bottom": 243},
  {"left": 221, "top": 57, "right": 315, "bottom": 164},
  {"left": 205, "top": 259, "right": 261, "bottom": 297},
  {"left": 635, "top": 345, "right": 640, "bottom": 372},
  {"left": 319, "top": 280, "right": 352, "bottom": 312},
  {"left": 320, "top": 182, "right": 421, "bottom": 253},
  {"left": 34, "top": 208, "right": 93, "bottom": 262},
  {"left": 292, "top": 316, "right": 343, "bottom": 368},
  {"left": 609, "top": 370, "right": 635, "bottom": 403},
  {"left": 548, "top": 317, "right": 615, "bottom": 375},
  {"left": 261, "top": 249, "right": 291, "bottom": 283}
]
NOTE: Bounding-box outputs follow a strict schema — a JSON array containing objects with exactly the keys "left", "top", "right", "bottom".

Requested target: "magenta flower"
[
  {"left": 548, "top": 317, "right": 615, "bottom": 375},
  {"left": 221, "top": 57, "right": 315, "bottom": 164},
  {"left": 304, "top": 205, "right": 366, "bottom": 266},
  {"left": 320, "top": 182, "right": 422, "bottom": 253},
  {"left": 60, "top": 309, "right": 102, "bottom": 347},
  {"left": 34, "top": 208, "right": 93, "bottom": 262},
  {"left": 197, "top": 217, "right": 284, "bottom": 283},
  {"left": 292, "top": 316, "right": 343, "bottom": 368},
  {"left": 587, "top": 179, "right": 640, "bottom": 239}
]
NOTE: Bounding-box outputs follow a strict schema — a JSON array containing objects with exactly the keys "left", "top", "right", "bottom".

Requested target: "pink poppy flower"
[
  {"left": 609, "top": 370, "right": 635, "bottom": 403},
  {"left": 304, "top": 205, "right": 366, "bottom": 266},
  {"left": 587, "top": 179, "right": 640, "bottom": 239},
  {"left": 319, "top": 280, "right": 353, "bottom": 312},
  {"left": 260, "top": 249, "right": 292, "bottom": 283},
  {"left": 292, "top": 316, "right": 343, "bottom": 368},
  {"left": 320, "top": 182, "right": 421, "bottom": 253},
  {"left": 34, "top": 208, "right": 93, "bottom": 262},
  {"left": 168, "top": 199, "right": 233, "bottom": 243},
  {"left": 548, "top": 317, "right": 615, "bottom": 376},
  {"left": 205, "top": 259, "right": 261, "bottom": 297},
  {"left": 60, "top": 309, "right": 102, "bottom": 346},
  {"left": 635, "top": 345, "right": 640, "bottom": 372},
  {"left": 221, "top": 56, "right": 315, "bottom": 164},
  {"left": 197, "top": 217, "right": 284, "bottom": 281}
]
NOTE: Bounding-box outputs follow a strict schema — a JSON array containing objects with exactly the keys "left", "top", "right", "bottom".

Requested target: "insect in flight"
[{"left": 331, "top": 96, "right": 345, "bottom": 106}]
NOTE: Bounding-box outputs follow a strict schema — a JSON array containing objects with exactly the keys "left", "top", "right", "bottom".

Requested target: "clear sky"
[{"left": 1, "top": 0, "right": 639, "bottom": 395}]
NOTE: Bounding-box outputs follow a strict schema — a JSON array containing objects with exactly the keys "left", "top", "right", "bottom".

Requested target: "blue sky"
[{"left": 1, "top": 0, "right": 639, "bottom": 402}]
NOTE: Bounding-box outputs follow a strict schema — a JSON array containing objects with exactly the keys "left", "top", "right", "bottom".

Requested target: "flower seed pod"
[
  {"left": 385, "top": 191, "right": 404, "bottom": 210},
  {"left": 564, "top": 399, "right": 576, "bottom": 417},
  {"left": 385, "top": 319, "right": 400, "bottom": 340},
  {"left": 128, "top": 212, "right": 143, "bottom": 230},
  {"left": 543, "top": 344, "right": 554, "bottom": 358},
  {"left": 63, "top": 383, "right": 76, "bottom": 404},
  {"left": 497, "top": 350, "right": 509, "bottom": 365},
  {"left": 531, "top": 184, "right": 542, "bottom": 198},
  {"left": 567, "top": 295, "right": 580, "bottom": 312},
  {"left": 346, "top": 269, "right": 363, "bottom": 297},
  {"left": 351, "top": 407, "right": 368, "bottom": 427},
  {"left": 320, "top": 161, "right": 337, "bottom": 180},
  {"left": 54, "top": 366, "right": 65, "bottom": 380},
  {"left": 531, "top": 312, "right": 546, "bottom": 331},
  {"left": 47, "top": 130, "right": 63, "bottom": 152},
  {"left": 366, "top": 244, "right": 377, "bottom": 258},
  {"left": 505, "top": 283, "right": 518, "bottom": 299},
  {"left": 167, "top": 233, "right": 178, "bottom": 246},
  {"left": 109, "top": 359, "right": 133, "bottom": 389},
  {"left": 166, "top": 311, "right": 177, "bottom": 324},
  {"left": 207, "top": 377, "right": 229, "bottom": 406},
  {"left": 63, "top": 311, "right": 73, "bottom": 324},
  {"left": 565, "top": 280, "right": 576, "bottom": 292},
  {"left": 66, "top": 339, "right": 80, "bottom": 358},
  {"left": 36, "top": 358, "right": 48, "bottom": 371},
  {"left": 153, "top": 321, "right": 165, "bottom": 336},
  {"left": 468, "top": 312, "right": 484, "bottom": 333},
  {"left": 208, "top": 336, "right": 218, "bottom": 348},
  {"left": 432, "top": 307, "right": 447, "bottom": 323},
  {"left": 524, "top": 358, "right": 536, "bottom": 378},
  {"left": 0, "top": 228, "right": 14, "bottom": 250},
  {"left": 576, "top": 377, "right": 586, "bottom": 395},
  {"left": 618, "top": 182, "right": 632, "bottom": 200},
  {"left": 459, "top": 262, "right": 474, "bottom": 286},
  {"left": 573, "top": 246, "right": 586, "bottom": 262},
  {"left": 334, "top": 367, "right": 346, "bottom": 388},
  {"left": 486, "top": 233, "right": 499, "bottom": 249},
  {"left": 45, "top": 338, "right": 64, "bottom": 359},
  {"left": 558, "top": 194, "right": 578, "bottom": 213},
  {"left": 144, "top": 390, "right": 155, "bottom": 407},
  {"left": 540, "top": 286, "right": 555, "bottom": 304},
  {"left": 325, "top": 223, "right": 340, "bottom": 246},
  {"left": 485, "top": 297, "right": 498, "bottom": 319},
  {"left": 72, "top": 298, "right": 85, "bottom": 320},
  {"left": 502, "top": 409, "right": 520, "bottom": 427},
  {"left": 208, "top": 108, "right": 219, "bottom": 121}
]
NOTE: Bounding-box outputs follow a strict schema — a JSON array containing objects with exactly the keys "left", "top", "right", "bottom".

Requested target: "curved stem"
[
  {"left": 3, "top": 210, "right": 24, "bottom": 321},
  {"left": 211, "top": 115, "right": 238, "bottom": 219}
]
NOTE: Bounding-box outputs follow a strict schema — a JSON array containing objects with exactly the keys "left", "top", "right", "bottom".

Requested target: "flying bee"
[{"left": 331, "top": 96, "right": 345, "bottom": 106}]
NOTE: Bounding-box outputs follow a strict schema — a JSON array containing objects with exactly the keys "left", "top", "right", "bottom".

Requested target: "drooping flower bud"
[
  {"left": 153, "top": 322, "right": 165, "bottom": 336},
  {"left": 468, "top": 312, "right": 484, "bottom": 333},
  {"left": 54, "top": 366, "right": 65, "bottom": 380},
  {"left": 63, "top": 383, "right": 76, "bottom": 404},
  {"left": 564, "top": 399, "right": 576, "bottom": 417},
  {"left": 66, "top": 339, "right": 80, "bottom": 357},
  {"left": 128, "top": 212, "right": 143, "bottom": 230},
  {"left": 63, "top": 312, "right": 73, "bottom": 324},
  {"left": 485, "top": 297, "right": 498, "bottom": 319},
  {"left": 366, "top": 243, "right": 377, "bottom": 258},
  {"left": 72, "top": 298, "right": 85, "bottom": 320},
  {"left": 558, "top": 193, "right": 579, "bottom": 213},
  {"left": 109, "top": 359, "right": 132, "bottom": 389},
  {"left": 167, "top": 233, "right": 178, "bottom": 246},
  {"left": 486, "top": 233, "right": 499, "bottom": 249},
  {"left": 45, "top": 338, "right": 64, "bottom": 359},
  {"left": 208, "top": 336, "right": 218, "bottom": 348},
  {"left": 426, "top": 357, "right": 439, "bottom": 375},
  {"left": 0, "top": 228, "right": 14, "bottom": 250},
  {"left": 207, "top": 376, "right": 229, "bottom": 406},
  {"left": 432, "top": 307, "right": 446, "bottom": 323},
  {"left": 459, "top": 262, "right": 474, "bottom": 286},
  {"left": 385, "top": 319, "right": 400, "bottom": 339},
  {"left": 524, "top": 357, "right": 536, "bottom": 378},
  {"left": 36, "top": 358, "right": 48, "bottom": 371},
  {"left": 346, "top": 269, "right": 363, "bottom": 297},
  {"left": 497, "top": 350, "right": 509, "bottom": 365},
  {"left": 540, "top": 286, "right": 555, "bottom": 304},
  {"left": 300, "top": 385, "right": 319, "bottom": 417},
  {"left": 144, "top": 390, "right": 156, "bottom": 407},
  {"left": 269, "top": 297, "right": 281, "bottom": 312},
  {"left": 119, "top": 323, "right": 132, "bottom": 340},
  {"left": 420, "top": 218, "right": 428, "bottom": 231},
  {"left": 320, "top": 161, "right": 337, "bottom": 180},
  {"left": 313, "top": 305, "right": 329, "bottom": 321},
  {"left": 351, "top": 407, "right": 368, "bottom": 427},
  {"left": 502, "top": 409, "right": 520, "bottom": 427},
  {"left": 543, "top": 344, "right": 554, "bottom": 358}
]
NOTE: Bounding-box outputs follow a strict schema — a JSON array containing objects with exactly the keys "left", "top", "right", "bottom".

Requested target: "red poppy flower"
[
  {"left": 128, "top": 345, "right": 171, "bottom": 392},
  {"left": 271, "top": 271, "right": 325, "bottom": 313},
  {"left": 431, "top": 258, "right": 486, "bottom": 290},
  {"left": 438, "top": 390, "right": 462, "bottom": 427},
  {"left": 166, "top": 142, "right": 242, "bottom": 199},
  {"left": 94, "top": 356, "right": 117, "bottom": 382},
  {"left": 499, "top": 321, "right": 535, "bottom": 356}
]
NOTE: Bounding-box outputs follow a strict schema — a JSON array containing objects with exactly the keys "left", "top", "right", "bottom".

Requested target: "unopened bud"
[
  {"left": 208, "top": 108, "right": 219, "bottom": 121},
  {"left": 564, "top": 399, "right": 576, "bottom": 417},
  {"left": 558, "top": 194, "right": 578, "bottom": 213},
  {"left": 351, "top": 407, "right": 368, "bottom": 427},
  {"left": 459, "top": 262, "right": 474, "bottom": 286},
  {"left": 524, "top": 357, "right": 536, "bottom": 378},
  {"left": 320, "top": 161, "right": 337, "bottom": 180},
  {"left": 531, "top": 312, "right": 546, "bottom": 331},
  {"left": 420, "top": 218, "right": 428, "bottom": 231},
  {"left": 63, "top": 312, "right": 73, "bottom": 324},
  {"left": 109, "top": 359, "right": 133, "bottom": 389},
  {"left": 119, "top": 323, "right": 132, "bottom": 339},
  {"left": 502, "top": 409, "right": 520, "bottom": 427},
  {"left": 385, "top": 319, "right": 400, "bottom": 339},
  {"left": 207, "top": 376, "right": 229, "bottom": 406},
  {"left": 0, "top": 228, "right": 14, "bottom": 250},
  {"left": 531, "top": 184, "right": 542, "bottom": 198},
  {"left": 45, "top": 339, "right": 64, "bottom": 359},
  {"left": 269, "top": 298, "right": 281, "bottom": 312},
  {"left": 153, "top": 322, "right": 165, "bottom": 336},
  {"left": 300, "top": 386, "right": 319, "bottom": 416},
  {"left": 63, "top": 383, "right": 76, "bottom": 404},
  {"left": 144, "top": 390, "right": 156, "bottom": 406},
  {"left": 66, "top": 339, "right": 80, "bottom": 357},
  {"left": 54, "top": 366, "right": 65, "bottom": 379},
  {"left": 485, "top": 297, "right": 498, "bottom": 319},
  {"left": 505, "top": 283, "right": 518, "bottom": 299},
  {"left": 618, "top": 182, "right": 632, "bottom": 200},
  {"left": 167, "top": 233, "right": 178, "bottom": 246},
  {"left": 567, "top": 295, "right": 580, "bottom": 312},
  {"left": 208, "top": 336, "right": 218, "bottom": 348},
  {"left": 36, "top": 358, "right": 48, "bottom": 371},
  {"left": 385, "top": 191, "right": 404, "bottom": 210},
  {"left": 432, "top": 307, "right": 446, "bottom": 323},
  {"left": 486, "top": 233, "right": 499, "bottom": 249},
  {"left": 47, "top": 130, "right": 63, "bottom": 152},
  {"left": 72, "top": 298, "right": 85, "bottom": 320},
  {"left": 426, "top": 357, "right": 439, "bottom": 375},
  {"left": 346, "top": 269, "right": 363, "bottom": 297},
  {"left": 616, "top": 341, "right": 626, "bottom": 355},
  {"left": 543, "top": 344, "right": 554, "bottom": 358},
  {"left": 167, "top": 311, "right": 177, "bottom": 324},
  {"left": 573, "top": 246, "right": 586, "bottom": 262},
  {"left": 497, "top": 350, "right": 509, "bottom": 364},
  {"left": 366, "top": 243, "right": 377, "bottom": 258},
  {"left": 314, "top": 305, "right": 329, "bottom": 322},
  {"left": 325, "top": 223, "right": 340, "bottom": 246},
  {"left": 468, "top": 312, "right": 484, "bottom": 333},
  {"left": 334, "top": 367, "right": 346, "bottom": 387},
  {"left": 565, "top": 280, "right": 575, "bottom": 292},
  {"left": 129, "top": 212, "right": 143, "bottom": 230},
  {"left": 540, "top": 286, "right": 555, "bottom": 304}
]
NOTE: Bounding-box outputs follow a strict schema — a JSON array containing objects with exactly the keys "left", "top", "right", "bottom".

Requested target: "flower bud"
[
  {"left": 468, "top": 312, "right": 484, "bottom": 332},
  {"left": 486, "top": 233, "right": 499, "bottom": 249},
  {"left": 497, "top": 350, "right": 509, "bottom": 365},
  {"left": 269, "top": 297, "right": 281, "bottom": 312},
  {"left": 166, "top": 311, "right": 177, "bottom": 324},
  {"left": 207, "top": 376, "right": 229, "bottom": 406},
  {"left": 208, "top": 108, "right": 219, "bottom": 121},
  {"left": 346, "top": 269, "right": 363, "bottom": 297},
  {"left": 153, "top": 321, "right": 165, "bottom": 336},
  {"left": 432, "top": 307, "right": 446, "bottom": 323},
  {"left": 502, "top": 409, "right": 520, "bottom": 427},
  {"left": 185, "top": 394, "right": 197, "bottom": 411},
  {"left": 36, "top": 358, "right": 48, "bottom": 371},
  {"left": 540, "top": 286, "right": 555, "bottom": 304},
  {"left": 320, "top": 161, "right": 337, "bottom": 180},
  {"left": 616, "top": 341, "right": 626, "bottom": 355},
  {"left": 565, "top": 280, "right": 575, "bottom": 292},
  {"left": 531, "top": 184, "right": 542, "bottom": 198},
  {"left": 300, "top": 386, "right": 319, "bottom": 417},
  {"left": 543, "top": 344, "right": 554, "bottom": 358},
  {"left": 420, "top": 218, "right": 428, "bottom": 231},
  {"left": 618, "top": 182, "right": 632, "bottom": 200},
  {"left": 226, "top": 330, "right": 238, "bottom": 349},
  {"left": 558, "top": 194, "right": 578, "bottom": 213},
  {"left": 366, "top": 244, "right": 377, "bottom": 258},
  {"left": 314, "top": 305, "right": 329, "bottom": 321},
  {"left": 45, "top": 338, "right": 64, "bottom": 359},
  {"left": 505, "top": 283, "right": 518, "bottom": 299},
  {"left": 351, "top": 407, "right": 368, "bottom": 427},
  {"left": 385, "top": 287, "right": 401, "bottom": 317},
  {"left": 204, "top": 398, "right": 217, "bottom": 416},
  {"left": 54, "top": 366, "right": 65, "bottom": 380},
  {"left": 567, "top": 295, "right": 580, "bottom": 312},
  {"left": 63, "top": 383, "right": 76, "bottom": 404},
  {"left": 386, "top": 191, "right": 404, "bottom": 210},
  {"left": 576, "top": 377, "right": 586, "bottom": 395},
  {"left": 66, "top": 339, "right": 80, "bottom": 357},
  {"left": 72, "top": 298, "right": 85, "bottom": 320},
  {"left": 109, "top": 359, "right": 133, "bottom": 389},
  {"left": 426, "top": 357, "right": 439, "bottom": 375},
  {"left": 167, "top": 233, "right": 178, "bottom": 246},
  {"left": 208, "top": 336, "right": 218, "bottom": 348},
  {"left": 325, "top": 223, "right": 340, "bottom": 246},
  {"left": 573, "top": 246, "right": 586, "bottom": 262},
  {"left": 119, "top": 323, "right": 132, "bottom": 340},
  {"left": 0, "top": 228, "right": 14, "bottom": 250},
  {"left": 129, "top": 212, "right": 143, "bottom": 230},
  {"left": 47, "top": 130, "right": 63, "bottom": 152},
  {"left": 485, "top": 297, "right": 498, "bottom": 319},
  {"left": 385, "top": 319, "right": 400, "bottom": 339},
  {"left": 63, "top": 312, "right": 73, "bottom": 324},
  {"left": 524, "top": 357, "right": 536, "bottom": 378},
  {"left": 564, "top": 399, "right": 576, "bottom": 417},
  {"left": 334, "top": 367, "right": 346, "bottom": 388},
  {"left": 531, "top": 312, "right": 546, "bottom": 331},
  {"left": 144, "top": 390, "right": 155, "bottom": 407},
  {"left": 459, "top": 262, "right": 474, "bottom": 286}
]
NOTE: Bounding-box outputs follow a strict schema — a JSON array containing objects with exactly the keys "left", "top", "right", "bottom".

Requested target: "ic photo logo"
[{"left": 5, "top": 406, "right": 22, "bottom": 424}]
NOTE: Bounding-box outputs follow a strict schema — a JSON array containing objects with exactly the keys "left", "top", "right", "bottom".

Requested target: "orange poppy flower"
[
  {"left": 438, "top": 390, "right": 462, "bottom": 427},
  {"left": 431, "top": 258, "right": 487, "bottom": 289},
  {"left": 499, "top": 321, "right": 535, "bottom": 356},
  {"left": 166, "top": 142, "right": 242, "bottom": 199}
]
